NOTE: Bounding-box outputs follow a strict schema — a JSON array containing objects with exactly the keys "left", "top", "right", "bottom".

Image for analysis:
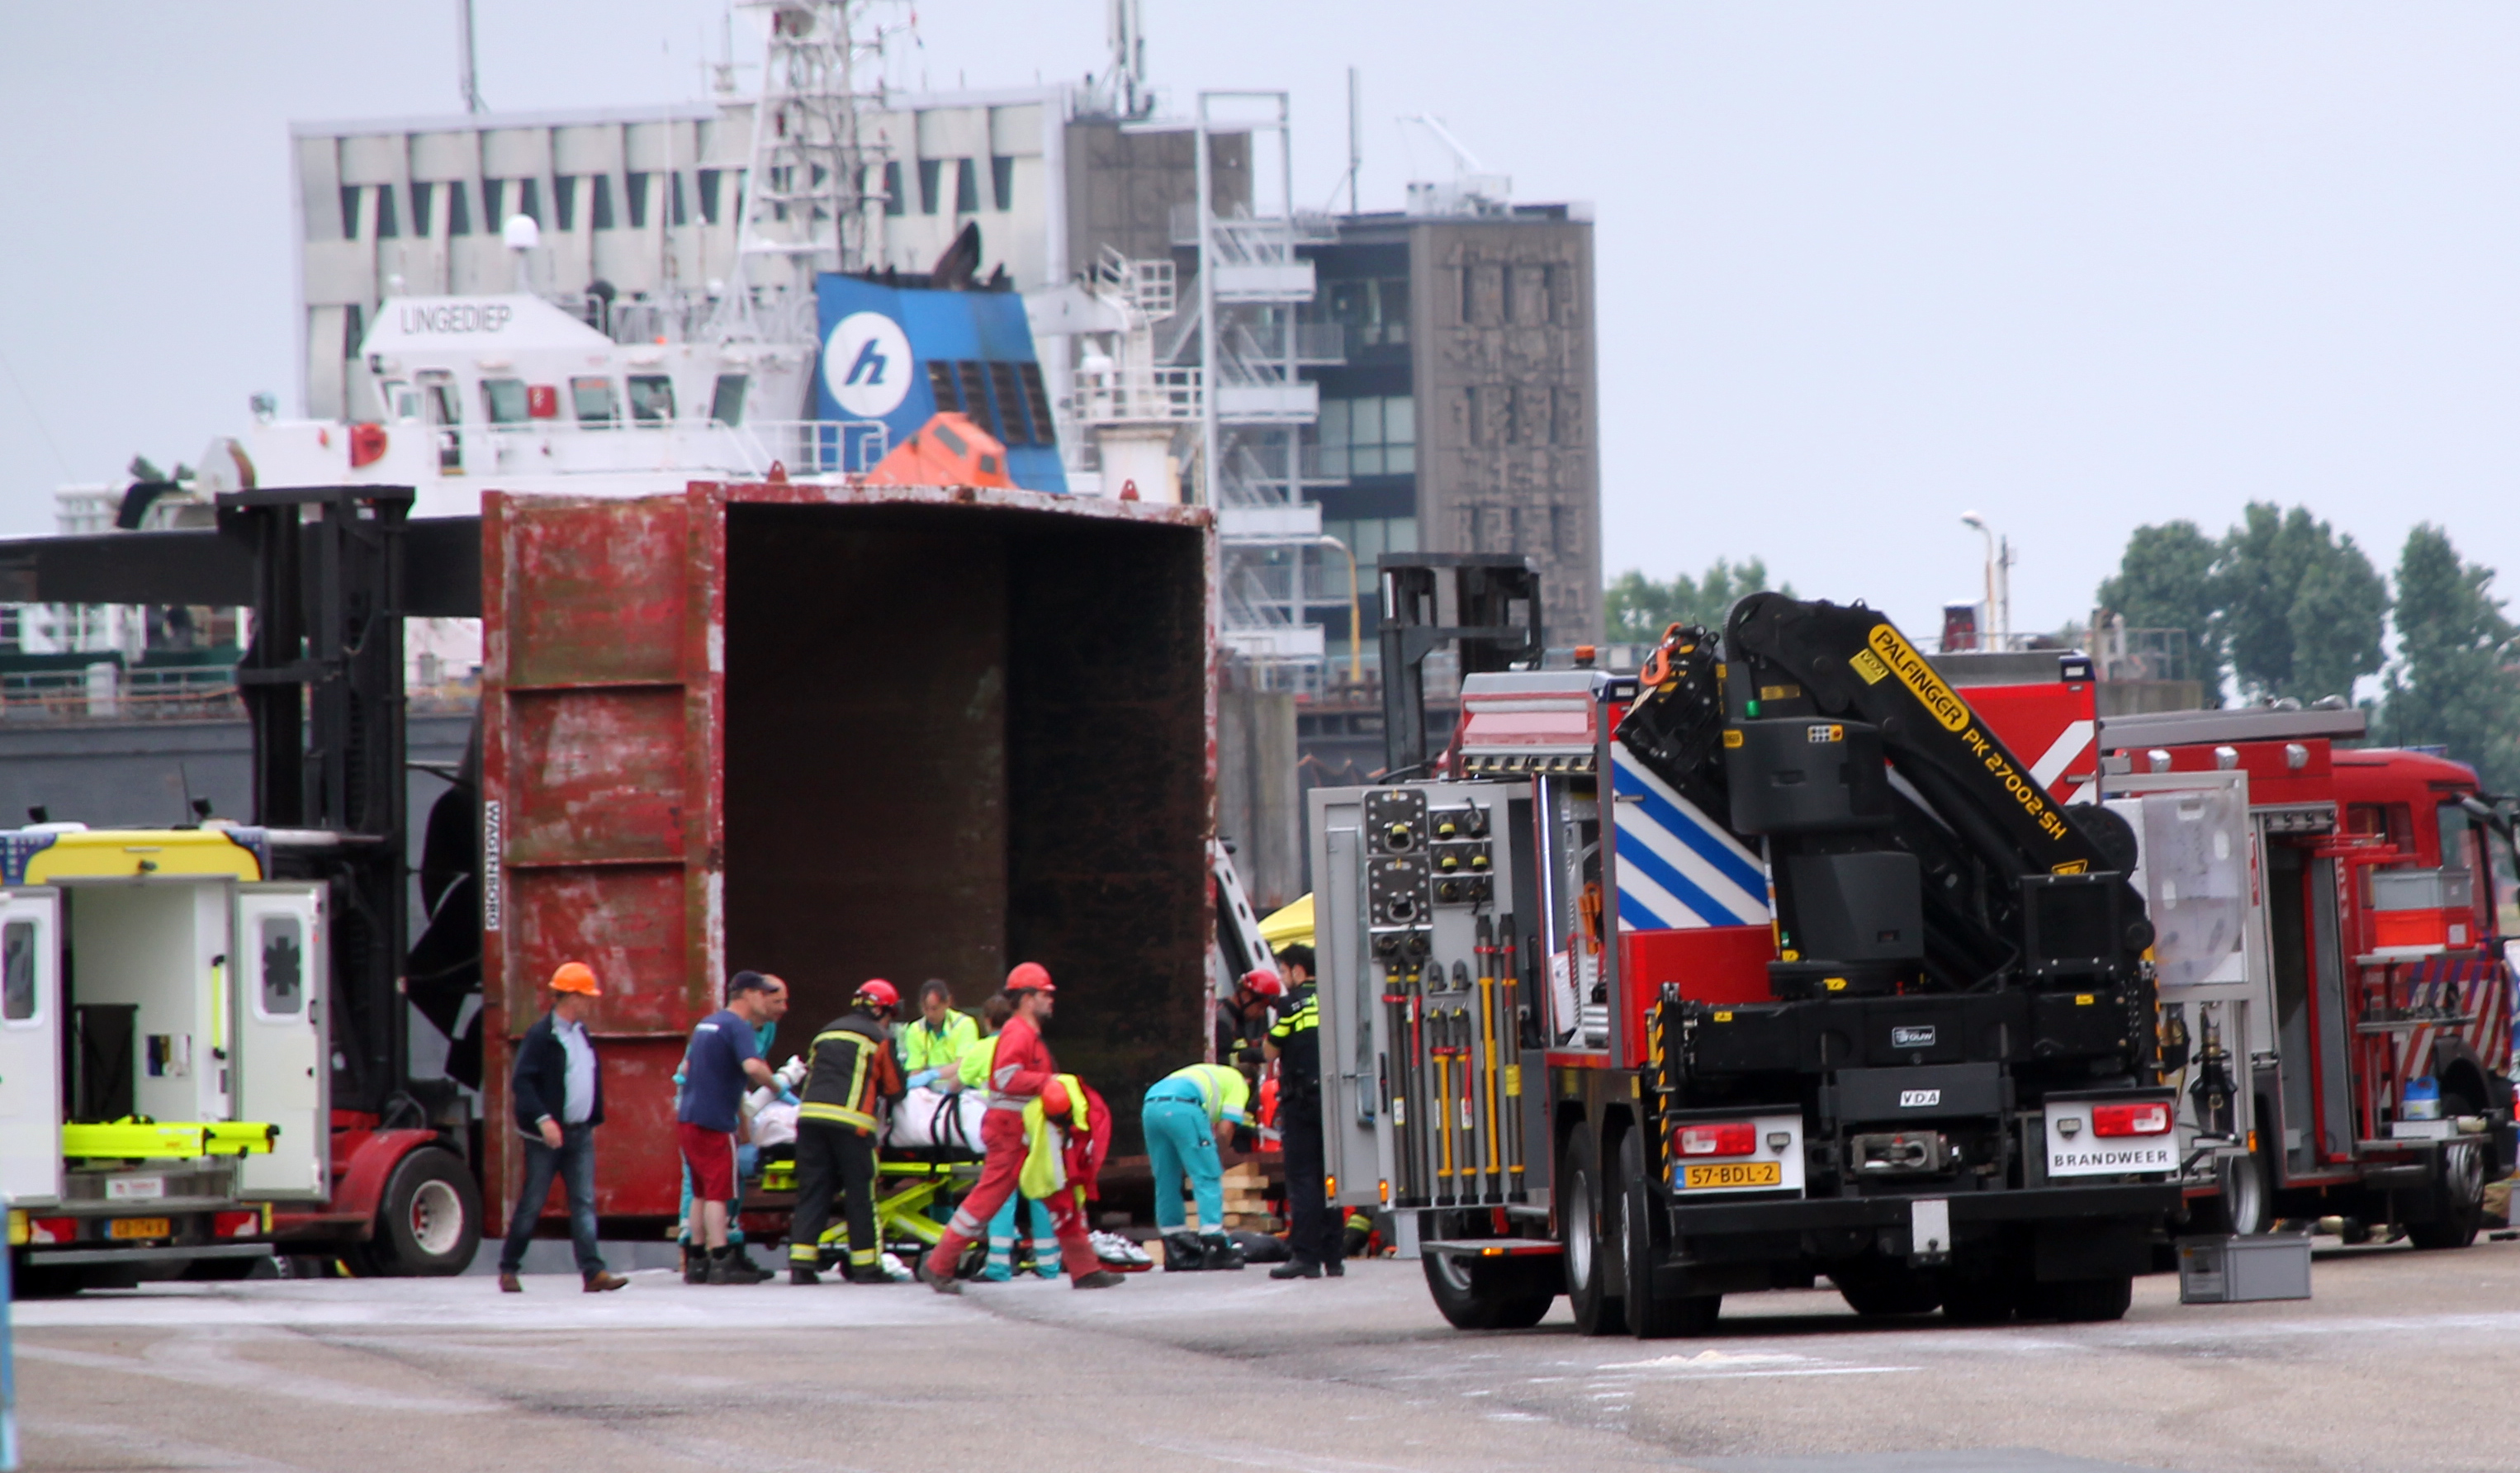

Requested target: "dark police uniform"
[{"left": 1268, "top": 983, "right": 1343, "bottom": 1271}]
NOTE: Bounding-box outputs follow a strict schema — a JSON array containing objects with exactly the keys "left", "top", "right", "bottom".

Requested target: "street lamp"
[{"left": 1959, "top": 511, "right": 2010, "bottom": 651}]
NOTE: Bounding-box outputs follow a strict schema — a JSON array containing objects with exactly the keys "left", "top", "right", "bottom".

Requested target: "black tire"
[
  {"left": 2407, "top": 1135, "right": 2487, "bottom": 1250},
  {"left": 1940, "top": 1264, "right": 2016, "bottom": 1324},
  {"left": 1561, "top": 1125, "right": 1626, "bottom": 1337},
  {"left": 367, "top": 1148, "right": 482, "bottom": 1276},
  {"left": 1830, "top": 1261, "right": 1944, "bottom": 1317},
  {"left": 1422, "top": 1251, "right": 1556, "bottom": 1330},
  {"left": 2020, "top": 1275, "right": 2133, "bottom": 1323},
  {"left": 1621, "top": 1130, "right": 1719, "bottom": 1338}
]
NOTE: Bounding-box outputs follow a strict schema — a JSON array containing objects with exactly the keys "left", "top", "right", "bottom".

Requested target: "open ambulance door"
[
  {"left": 235, "top": 884, "right": 330, "bottom": 1200},
  {"left": 0, "top": 888, "right": 63, "bottom": 1206}
]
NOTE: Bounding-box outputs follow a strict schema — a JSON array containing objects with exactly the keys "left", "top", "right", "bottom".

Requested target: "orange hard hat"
[
  {"left": 1041, "top": 1076, "right": 1073, "bottom": 1118},
  {"left": 1239, "top": 969, "right": 1284, "bottom": 997},
  {"left": 549, "top": 961, "right": 599, "bottom": 997},
  {"left": 1006, "top": 961, "right": 1055, "bottom": 995}
]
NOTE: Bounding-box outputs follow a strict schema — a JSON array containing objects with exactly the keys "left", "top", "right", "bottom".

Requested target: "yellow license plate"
[
  {"left": 109, "top": 1217, "right": 171, "bottom": 1240},
  {"left": 1681, "top": 1161, "right": 1782, "bottom": 1190}
]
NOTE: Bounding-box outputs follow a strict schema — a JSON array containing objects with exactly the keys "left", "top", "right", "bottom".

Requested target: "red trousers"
[{"left": 925, "top": 1108, "right": 1100, "bottom": 1280}]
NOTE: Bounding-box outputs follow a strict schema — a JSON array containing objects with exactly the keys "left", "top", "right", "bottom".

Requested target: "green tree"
[
  {"left": 1604, "top": 557, "right": 1793, "bottom": 642},
  {"left": 2376, "top": 525, "right": 2520, "bottom": 792},
  {"left": 2095, "top": 520, "right": 2224, "bottom": 694},
  {"left": 2219, "top": 503, "right": 2386, "bottom": 703}
]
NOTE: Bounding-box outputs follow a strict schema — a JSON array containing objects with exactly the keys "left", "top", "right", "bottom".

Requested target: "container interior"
[{"left": 723, "top": 501, "right": 1208, "bottom": 1149}]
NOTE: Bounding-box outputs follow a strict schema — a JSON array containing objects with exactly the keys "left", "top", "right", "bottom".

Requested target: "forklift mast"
[
  {"left": 1376, "top": 555, "right": 1542, "bottom": 779},
  {"left": 219, "top": 489, "right": 411, "bottom": 1118}
]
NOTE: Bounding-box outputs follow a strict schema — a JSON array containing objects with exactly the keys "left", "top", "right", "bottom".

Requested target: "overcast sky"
[{"left": 3, "top": 3, "right": 2517, "bottom": 641}]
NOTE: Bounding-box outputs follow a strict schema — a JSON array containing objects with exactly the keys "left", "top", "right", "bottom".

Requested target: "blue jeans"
[
  {"left": 1144, "top": 1095, "right": 1224, "bottom": 1234},
  {"left": 500, "top": 1122, "right": 604, "bottom": 1277}
]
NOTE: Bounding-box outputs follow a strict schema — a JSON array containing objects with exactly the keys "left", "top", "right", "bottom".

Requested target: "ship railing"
[
  {"left": 1064, "top": 367, "right": 1203, "bottom": 424},
  {"left": 0, "top": 664, "right": 481, "bottom": 724}
]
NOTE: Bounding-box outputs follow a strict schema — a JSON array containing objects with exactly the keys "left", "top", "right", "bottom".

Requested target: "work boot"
[
  {"left": 681, "top": 1245, "right": 706, "bottom": 1286},
  {"left": 1072, "top": 1269, "right": 1126, "bottom": 1290},
  {"left": 707, "top": 1249, "right": 773, "bottom": 1285},
  {"left": 789, "top": 1267, "right": 821, "bottom": 1286},
  {"left": 1201, "top": 1234, "right": 1246, "bottom": 1271},
  {"left": 917, "top": 1254, "right": 964, "bottom": 1295},
  {"left": 583, "top": 1272, "right": 629, "bottom": 1293},
  {"left": 1270, "top": 1257, "right": 1323, "bottom": 1281},
  {"left": 1324, "top": 1255, "right": 1345, "bottom": 1277},
  {"left": 843, "top": 1263, "right": 894, "bottom": 1286},
  {"left": 497, "top": 1272, "right": 523, "bottom": 1294},
  {"left": 1161, "top": 1231, "right": 1207, "bottom": 1272}
]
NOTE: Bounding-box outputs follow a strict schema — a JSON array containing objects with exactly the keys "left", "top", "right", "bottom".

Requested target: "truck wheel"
[
  {"left": 2020, "top": 1275, "right": 2133, "bottom": 1323},
  {"left": 1621, "top": 1130, "right": 1719, "bottom": 1338},
  {"left": 2407, "top": 1137, "right": 2486, "bottom": 1250},
  {"left": 1421, "top": 1252, "right": 1555, "bottom": 1330},
  {"left": 1830, "top": 1261, "right": 1942, "bottom": 1317},
  {"left": 368, "top": 1148, "right": 483, "bottom": 1276},
  {"left": 1561, "top": 1127, "right": 1626, "bottom": 1337}
]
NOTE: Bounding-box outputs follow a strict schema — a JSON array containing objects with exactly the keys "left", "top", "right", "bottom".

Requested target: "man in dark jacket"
[
  {"left": 789, "top": 979, "right": 909, "bottom": 1284},
  {"left": 498, "top": 961, "right": 627, "bottom": 1293}
]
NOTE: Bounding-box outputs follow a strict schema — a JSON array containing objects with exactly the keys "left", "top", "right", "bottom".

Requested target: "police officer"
[{"left": 1262, "top": 945, "right": 1342, "bottom": 1279}]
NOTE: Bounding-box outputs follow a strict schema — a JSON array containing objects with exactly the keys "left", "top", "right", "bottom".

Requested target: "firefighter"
[
  {"left": 1144, "top": 1061, "right": 1252, "bottom": 1272},
  {"left": 788, "top": 979, "right": 908, "bottom": 1285},
  {"left": 1265, "top": 947, "right": 1343, "bottom": 1279},
  {"left": 919, "top": 963, "right": 1124, "bottom": 1293},
  {"left": 1215, "top": 968, "right": 1283, "bottom": 1078}
]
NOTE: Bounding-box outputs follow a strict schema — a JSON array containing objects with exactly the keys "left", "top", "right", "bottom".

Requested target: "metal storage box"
[{"left": 2177, "top": 1233, "right": 2313, "bottom": 1303}]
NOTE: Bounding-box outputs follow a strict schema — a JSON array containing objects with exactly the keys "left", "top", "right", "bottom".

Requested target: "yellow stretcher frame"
[
  {"left": 756, "top": 1156, "right": 983, "bottom": 1253},
  {"left": 60, "top": 1120, "right": 277, "bottom": 1161}
]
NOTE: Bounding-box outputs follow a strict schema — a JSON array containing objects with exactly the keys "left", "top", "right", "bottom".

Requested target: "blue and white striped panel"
[{"left": 1610, "top": 743, "right": 1770, "bottom": 930}]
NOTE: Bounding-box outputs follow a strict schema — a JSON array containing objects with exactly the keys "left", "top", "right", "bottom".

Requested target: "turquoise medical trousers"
[{"left": 1143, "top": 1092, "right": 1224, "bottom": 1233}]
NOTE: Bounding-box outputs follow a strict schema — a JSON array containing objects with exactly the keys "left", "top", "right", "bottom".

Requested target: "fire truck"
[{"left": 1310, "top": 590, "right": 2515, "bottom": 1337}]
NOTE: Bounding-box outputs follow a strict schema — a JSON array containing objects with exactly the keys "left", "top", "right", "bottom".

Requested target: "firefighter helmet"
[
  {"left": 1006, "top": 961, "right": 1055, "bottom": 995},
  {"left": 855, "top": 978, "right": 901, "bottom": 1010}
]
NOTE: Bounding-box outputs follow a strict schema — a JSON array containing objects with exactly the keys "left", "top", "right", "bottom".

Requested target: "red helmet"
[
  {"left": 1239, "top": 969, "right": 1285, "bottom": 997},
  {"left": 1006, "top": 961, "right": 1055, "bottom": 995},
  {"left": 855, "top": 978, "right": 901, "bottom": 1010}
]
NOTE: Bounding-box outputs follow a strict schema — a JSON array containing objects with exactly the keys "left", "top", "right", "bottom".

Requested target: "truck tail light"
[
  {"left": 1675, "top": 1122, "right": 1756, "bottom": 1157},
  {"left": 212, "top": 1210, "right": 261, "bottom": 1239},
  {"left": 30, "top": 1215, "right": 76, "bottom": 1245},
  {"left": 2091, "top": 1102, "right": 2172, "bottom": 1137}
]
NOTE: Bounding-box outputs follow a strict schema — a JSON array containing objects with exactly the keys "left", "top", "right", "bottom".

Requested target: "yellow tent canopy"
[{"left": 1257, "top": 893, "right": 1314, "bottom": 951}]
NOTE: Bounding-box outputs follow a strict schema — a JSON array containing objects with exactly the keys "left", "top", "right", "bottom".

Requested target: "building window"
[
  {"left": 1316, "top": 395, "right": 1415, "bottom": 478},
  {"left": 626, "top": 173, "right": 651, "bottom": 229},
  {"left": 669, "top": 172, "right": 689, "bottom": 227},
  {"left": 409, "top": 182, "right": 435, "bottom": 237},
  {"left": 882, "top": 162, "right": 906, "bottom": 217},
  {"left": 552, "top": 176, "right": 579, "bottom": 231},
  {"left": 514, "top": 178, "right": 541, "bottom": 225},
  {"left": 373, "top": 185, "right": 400, "bottom": 239},
  {"left": 990, "top": 155, "right": 1016, "bottom": 211},
  {"left": 1509, "top": 385, "right": 1553, "bottom": 446},
  {"left": 339, "top": 185, "right": 362, "bottom": 239},
  {"left": 917, "top": 159, "right": 942, "bottom": 216},
  {"left": 1320, "top": 516, "right": 1420, "bottom": 574},
  {"left": 590, "top": 175, "right": 617, "bottom": 230},
  {"left": 448, "top": 182, "right": 473, "bottom": 236},
  {"left": 1319, "top": 277, "right": 1409, "bottom": 350},
  {"left": 699, "top": 169, "right": 726, "bottom": 224},
  {"left": 481, "top": 178, "right": 504, "bottom": 225},
  {"left": 954, "top": 159, "right": 981, "bottom": 214}
]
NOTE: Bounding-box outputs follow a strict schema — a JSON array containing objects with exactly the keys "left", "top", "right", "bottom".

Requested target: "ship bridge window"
[
  {"left": 418, "top": 372, "right": 463, "bottom": 472},
  {"left": 628, "top": 375, "right": 676, "bottom": 424},
  {"left": 711, "top": 374, "right": 748, "bottom": 427},
  {"left": 571, "top": 377, "right": 619, "bottom": 428},
  {"left": 482, "top": 378, "right": 530, "bottom": 425},
  {"left": 382, "top": 381, "right": 422, "bottom": 423}
]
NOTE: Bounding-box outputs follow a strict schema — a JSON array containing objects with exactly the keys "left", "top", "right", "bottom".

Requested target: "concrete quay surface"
[{"left": 14, "top": 1233, "right": 2520, "bottom": 1473}]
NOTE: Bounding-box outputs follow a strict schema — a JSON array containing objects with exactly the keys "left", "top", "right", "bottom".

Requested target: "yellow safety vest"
[{"left": 1019, "top": 1073, "right": 1092, "bottom": 1202}]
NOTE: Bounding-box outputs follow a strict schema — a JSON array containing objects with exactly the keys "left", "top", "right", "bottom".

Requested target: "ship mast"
[{"left": 715, "top": 1, "right": 894, "bottom": 343}]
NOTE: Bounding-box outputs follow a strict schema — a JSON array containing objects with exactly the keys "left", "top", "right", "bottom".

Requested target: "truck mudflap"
[{"left": 1664, "top": 1181, "right": 2181, "bottom": 1238}]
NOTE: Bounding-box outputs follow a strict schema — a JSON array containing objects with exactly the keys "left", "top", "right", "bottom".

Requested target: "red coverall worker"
[{"left": 921, "top": 967, "right": 1106, "bottom": 1287}]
